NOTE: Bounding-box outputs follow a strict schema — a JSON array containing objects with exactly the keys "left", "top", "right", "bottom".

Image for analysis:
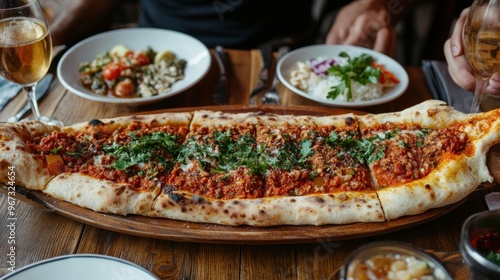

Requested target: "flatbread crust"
[
  {"left": 358, "top": 100, "right": 500, "bottom": 220},
  {"left": 151, "top": 191, "right": 384, "bottom": 226},
  {"left": 40, "top": 112, "right": 192, "bottom": 216},
  {"left": 43, "top": 173, "right": 158, "bottom": 216},
  {"left": 0, "top": 121, "right": 58, "bottom": 190},
  {"left": 2, "top": 100, "right": 500, "bottom": 227},
  {"left": 64, "top": 112, "right": 192, "bottom": 133}
]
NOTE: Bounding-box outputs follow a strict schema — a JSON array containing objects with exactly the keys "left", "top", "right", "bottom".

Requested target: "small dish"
[
  {"left": 277, "top": 44, "right": 409, "bottom": 108},
  {"left": 57, "top": 28, "right": 211, "bottom": 105},
  {"left": 460, "top": 210, "right": 500, "bottom": 279},
  {"left": 0, "top": 254, "right": 158, "bottom": 280},
  {"left": 339, "top": 241, "right": 452, "bottom": 280}
]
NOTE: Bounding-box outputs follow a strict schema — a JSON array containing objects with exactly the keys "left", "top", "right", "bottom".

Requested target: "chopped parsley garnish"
[
  {"left": 103, "top": 131, "right": 180, "bottom": 172},
  {"left": 487, "top": 251, "right": 500, "bottom": 265},
  {"left": 50, "top": 146, "right": 62, "bottom": 154},
  {"left": 179, "top": 130, "right": 268, "bottom": 176},
  {"left": 417, "top": 128, "right": 430, "bottom": 137},
  {"left": 327, "top": 52, "right": 381, "bottom": 101},
  {"left": 325, "top": 130, "right": 400, "bottom": 164},
  {"left": 268, "top": 135, "right": 312, "bottom": 171},
  {"left": 178, "top": 130, "right": 314, "bottom": 176}
]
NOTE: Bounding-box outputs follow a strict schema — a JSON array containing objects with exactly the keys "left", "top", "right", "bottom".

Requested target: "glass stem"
[
  {"left": 470, "top": 77, "right": 488, "bottom": 113},
  {"left": 24, "top": 84, "right": 41, "bottom": 121}
]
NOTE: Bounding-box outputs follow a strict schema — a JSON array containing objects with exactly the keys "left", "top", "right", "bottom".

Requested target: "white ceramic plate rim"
[
  {"left": 277, "top": 44, "right": 409, "bottom": 108},
  {"left": 57, "top": 28, "right": 211, "bottom": 105},
  {"left": 0, "top": 254, "right": 158, "bottom": 280}
]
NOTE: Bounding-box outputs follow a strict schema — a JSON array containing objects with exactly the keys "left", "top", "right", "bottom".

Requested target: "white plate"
[
  {"left": 57, "top": 28, "right": 211, "bottom": 105},
  {"left": 277, "top": 44, "right": 409, "bottom": 108},
  {"left": 0, "top": 254, "right": 158, "bottom": 280}
]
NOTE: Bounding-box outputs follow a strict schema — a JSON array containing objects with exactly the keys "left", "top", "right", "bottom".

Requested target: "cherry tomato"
[
  {"left": 102, "top": 63, "right": 122, "bottom": 81},
  {"left": 134, "top": 52, "right": 150, "bottom": 65},
  {"left": 115, "top": 79, "right": 136, "bottom": 97}
]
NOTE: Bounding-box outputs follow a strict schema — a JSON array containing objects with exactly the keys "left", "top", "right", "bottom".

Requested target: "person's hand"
[
  {"left": 444, "top": 7, "right": 500, "bottom": 97},
  {"left": 325, "top": 0, "right": 396, "bottom": 56}
]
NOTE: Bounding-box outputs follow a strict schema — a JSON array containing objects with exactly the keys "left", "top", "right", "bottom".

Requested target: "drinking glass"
[
  {"left": 0, "top": 0, "right": 62, "bottom": 125},
  {"left": 463, "top": 0, "right": 500, "bottom": 113}
]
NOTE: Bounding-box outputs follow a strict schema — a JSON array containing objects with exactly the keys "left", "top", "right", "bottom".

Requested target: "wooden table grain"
[{"left": 1, "top": 48, "right": 498, "bottom": 279}]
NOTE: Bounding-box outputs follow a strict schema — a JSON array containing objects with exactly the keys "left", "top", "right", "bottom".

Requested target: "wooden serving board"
[
  {"left": 2, "top": 186, "right": 465, "bottom": 244},
  {"left": 1, "top": 105, "right": 498, "bottom": 244}
]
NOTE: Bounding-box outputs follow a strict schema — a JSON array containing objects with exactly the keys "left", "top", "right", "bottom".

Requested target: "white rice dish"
[{"left": 289, "top": 56, "right": 387, "bottom": 102}]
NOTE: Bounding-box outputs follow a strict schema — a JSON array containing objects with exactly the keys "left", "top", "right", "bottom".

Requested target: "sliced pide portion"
[
  {"left": 255, "top": 113, "right": 374, "bottom": 195},
  {"left": 164, "top": 110, "right": 264, "bottom": 199},
  {"left": 29, "top": 113, "right": 191, "bottom": 215},
  {"left": 0, "top": 121, "right": 59, "bottom": 191},
  {"left": 358, "top": 100, "right": 500, "bottom": 220},
  {"left": 254, "top": 113, "right": 385, "bottom": 225},
  {"left": 151, "top": 111, "right": 266, "bottom": 223}
]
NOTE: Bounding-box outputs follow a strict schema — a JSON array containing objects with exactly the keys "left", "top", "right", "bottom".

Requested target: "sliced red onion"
[{"left": 309, "top": 58, "right": 336, "bottom": 76}]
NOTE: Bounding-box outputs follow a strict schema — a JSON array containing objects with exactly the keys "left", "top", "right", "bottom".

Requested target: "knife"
[
  {"left": 0, "top": 77, "right": 22, "bottom": 111},
  {"left": 213, "top": 45, "right": 229, "bottom": 105},
  {"left": 7, "top": 73, "right": 53, "bottom": 123},
  {"left": 249, "top": 46, "right": 271, "bottom": 102}
]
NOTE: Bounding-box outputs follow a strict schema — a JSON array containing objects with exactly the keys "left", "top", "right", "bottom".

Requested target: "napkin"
[
  {"left": 0, "top": 76, "right": 21, "bottom": 111},
  {"left": 421, "top": 60, "right": 477, "bottom": 113}
]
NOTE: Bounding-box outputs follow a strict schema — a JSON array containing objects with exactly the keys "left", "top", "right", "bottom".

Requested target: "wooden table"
[{"left": 1, "top": 48, "right": 498, "bottom": 279}]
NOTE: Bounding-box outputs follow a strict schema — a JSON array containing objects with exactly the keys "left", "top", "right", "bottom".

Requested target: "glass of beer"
[
  {"left": 0, "top": 0, "right": 62, "bottom": 125},
  {"left": 463, "top": 0, "right": 500, "bottom": 113}
]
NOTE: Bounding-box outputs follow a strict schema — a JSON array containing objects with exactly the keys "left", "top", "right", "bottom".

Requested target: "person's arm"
[
  {"left": 444, "top": 7, "right": 500, "bottom": 97},
  {"left": 49, "top": 0, "right": 119, "bottom": 46},
  {"left": 325, "top": 0, "right": 418, "bottom": 56}
]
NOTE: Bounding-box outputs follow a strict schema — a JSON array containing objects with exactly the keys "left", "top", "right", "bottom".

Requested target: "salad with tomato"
[{"left": 79, "top": 45, "right": 186, "bottom": 98}]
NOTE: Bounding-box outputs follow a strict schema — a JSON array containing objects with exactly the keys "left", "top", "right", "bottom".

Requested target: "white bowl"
[
  {"left": 277, "top": 44, "right": 409, "bottom": 108},
  {"left": 0, "top": 254, "right": 158, "bottom": 280},
  {"left": 57, "top": 28, "right": 211, "bottom": 105}
]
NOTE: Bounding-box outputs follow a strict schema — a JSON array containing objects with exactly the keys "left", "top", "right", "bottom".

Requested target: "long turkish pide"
[{"left": 1, "top": 100, "right": 500, "bottom": 226}]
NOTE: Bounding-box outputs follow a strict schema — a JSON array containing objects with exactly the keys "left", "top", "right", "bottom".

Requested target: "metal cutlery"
[
  {"left": 7, "top": 73, "right": 53, "bottom": 123},
  {"left": 249, "top": 46, "right": 271, "bottom": 103},
  {"left": 213, "top": 45, "right": 229, "bottom": 105},
  {"left": 262, "top": 46, "right": 290, "bottom": 105}
]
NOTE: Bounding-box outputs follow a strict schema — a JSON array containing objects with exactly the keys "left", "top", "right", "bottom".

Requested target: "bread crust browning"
[{"left": 2, "top": 100, "right": 500, "bottom": 226}]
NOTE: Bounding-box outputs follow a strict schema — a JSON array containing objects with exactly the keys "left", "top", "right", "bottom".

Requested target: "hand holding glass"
[
  {"left": 463, "top": 0, "right": 500, "bottom": 113},
  {"left": 0, "top": 0, "right": 62, "bottom": 125}
]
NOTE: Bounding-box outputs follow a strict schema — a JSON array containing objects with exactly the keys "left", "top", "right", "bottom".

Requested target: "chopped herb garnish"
[
  {"left": 271, "top": 136, "right": 313, "bottom": 171},
  {"left": 399, "top": 139, "right": 409, "bottom": 148},
  {"left": 327, "top": 52, "right": 381, "bottom": 101},
  {"left": 178, "top": 130, "right": 315, "bottom": 176},
  {"left": 416, "top": 140, "right": 424, "bottom": 147},
  {"left": 487, "top": 251, "right": 500, "bottom": 265},
  {"left": 103, "top": 131, "right": 180, "bottom": 172},
  {"left": 326, "top": 129, "right": 400, "bottom": 164},
  {"left": 179, "top": 131, "right": 268, "bottom": 176},
  {"left": 417, "top": 128, "right": 430, "bottom": 137},
  {"left": 50, "top": 146, "right": 62, "bottom": 154}
]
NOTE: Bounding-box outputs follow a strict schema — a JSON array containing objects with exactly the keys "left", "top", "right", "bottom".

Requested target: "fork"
[{"left": 262, "top": 46, "right": 290, "bottom": 105}]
